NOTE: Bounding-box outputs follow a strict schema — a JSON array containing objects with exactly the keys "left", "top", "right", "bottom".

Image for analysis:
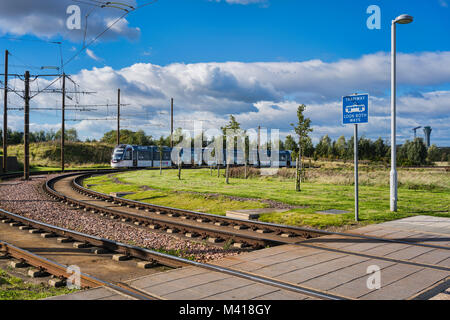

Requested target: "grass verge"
[
  {"left": 84, "top": 168, "right": 450, "bottom": 229},
  {"left": 0, "top": 269, "right": 76, "bottom": 300}
]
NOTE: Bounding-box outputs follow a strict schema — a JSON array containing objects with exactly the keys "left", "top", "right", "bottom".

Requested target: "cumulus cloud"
[
  {"left": 0, "top": 0, "right": 140, "bottom": 41},
  {"left": 3, "top": 51, "right": 450, "bottom": 145}
]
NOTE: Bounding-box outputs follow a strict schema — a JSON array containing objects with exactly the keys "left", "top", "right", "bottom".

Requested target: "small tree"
[
  {"left": 158, "top": 136, "right": 165, "bottom": 175},
  {"left": 221, "top": 115, "right": 241, "bottom": 184},
  {"left": 290, "top": 104, "right": 312, "bottom": 191},
  {"left": 427, "top": 144, "right": 440, "bottom": 163}
]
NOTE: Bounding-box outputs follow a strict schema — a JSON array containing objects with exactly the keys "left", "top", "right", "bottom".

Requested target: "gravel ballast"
[{"left": 0, "top": 175, "right": 242, "bottom": 262}]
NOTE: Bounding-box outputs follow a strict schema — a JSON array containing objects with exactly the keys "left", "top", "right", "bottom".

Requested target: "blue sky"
[{"left": 0, "top": 0, "right": 449, "bottom": 146}]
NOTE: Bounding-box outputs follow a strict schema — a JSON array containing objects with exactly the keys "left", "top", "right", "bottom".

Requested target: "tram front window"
[{"left": 113, "top": 148, "right": 124, "bottom": 161}]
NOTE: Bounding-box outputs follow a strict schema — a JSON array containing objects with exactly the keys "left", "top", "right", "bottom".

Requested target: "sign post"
[{"left": 343, "top": 93, "right": 369, "bottom": 222}]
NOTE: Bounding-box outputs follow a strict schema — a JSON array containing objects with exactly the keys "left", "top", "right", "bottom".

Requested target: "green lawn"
[
  {"left": 84, "top": 168, "right": 450, "bottom": 229},
  {"left": 0, "top": 269, "right": 76, "bottom": 300}
]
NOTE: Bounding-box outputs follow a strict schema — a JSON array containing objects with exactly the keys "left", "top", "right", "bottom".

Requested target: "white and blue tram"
[
  {"left": 111, "top": 145, "right": 295, "bottom": 168},
  {"left": 111, "top": 145, "right": 172, "bottom": 168}
]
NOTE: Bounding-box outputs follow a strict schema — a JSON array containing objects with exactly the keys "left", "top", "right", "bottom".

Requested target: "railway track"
[
  {"left": 1, "top": 171, "right": 449, "bottom": 300},
  {"left": 52, "top": 171, "right": 450, "bottom": 251},
  {"left": 0, "top": 240, "right": 162, "bottom": 300},
  {"left": 45, "top": 172, "right": 326, "bottom": 249},
  {"left": 0, "top": 207, "right": 345, "bottom": 300},
  {"left": 45, "top": 172, "right": 450, "bottom": 271}
]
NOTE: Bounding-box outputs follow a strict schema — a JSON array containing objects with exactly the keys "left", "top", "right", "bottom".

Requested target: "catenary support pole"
[
  {"left": 170, "top": 98, "right": 173, "bottom": 148},
  {"left": 61, "top": 73, "right": 65, "bottom": 172},
  {"left": 3, "top": 50, "right": 8, "bottom": 173},
  {"left": 24, "top": 71, "right": 30, "bottom": 180},
  {"left": 257, "top": 125, "right": 261, "bottom": 168},
  {"left": 117, "top": 88, "right": 120, "bottom": 146}
]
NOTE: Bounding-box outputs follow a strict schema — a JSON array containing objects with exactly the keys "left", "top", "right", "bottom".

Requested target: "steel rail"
[
  {"left": 0, "top": 208, "right": 345, "bottom": 300},
  {"left": 72, "top": 173, "right": 324, "bottom": 239},
  {"left": 49, "top": 175, "right": 450, "bottom": 273},
  {"left": 46, "top": 172, "right": 450, "bottom": 273},
  {"left": 0, "top": 240, "right": 161, "bottom": 300},
  {"left": 72, "top": 172, "right": 450, "bottom": 251},
  {"left": 45, "top": 174, "right": 288, "bottom": 248}
]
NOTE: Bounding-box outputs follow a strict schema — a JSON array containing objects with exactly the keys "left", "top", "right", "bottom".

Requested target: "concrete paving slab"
[
  {"left": 437, "top": 257, "right": 450, "bottom": 268},
  {"left": 329, "top": 263, "right": 422, "bottom": 299},
  {"left": 140, "top": 271, "right": 231, "bottom": 296},
  {"left": 90, "top": 215, "right": 450, "bottom": 300},
  {"left": 300, "top": 259, "right": 396, "bottom": 291},
  {"left": 127, "top": 267, "right": 205, "bottom": 289},
  {"left": 251, "top": 289, "right": 310, "bottom": 300},
  {"left": 274, "top": 252, "right": 347, "bottom": 283},
  {"left": 202, "top": 283, "right": 281, "bottom": 300},
  {"left": 168, "top": 277, "right": 254, "bottom": 299},
  {"left": 45, "top": 287, "right": 134, "bottom": 300},
  {"left": 361, "top": 268, "right": 449, "bottom": 300},
  {"left": 412, "top": 248, "right": 450, "bottom": 265},
  {"left": 385, "top": 245, "right": 436, "bottom": 261}
]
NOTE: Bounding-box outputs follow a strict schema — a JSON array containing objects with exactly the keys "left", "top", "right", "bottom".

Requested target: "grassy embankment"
[
  {"left": 7, "top": 141, "right": 113, "bottom": 171},
  {"left": 0, "top": 269, "right": 76, "bottom": 300},
  {"left": 84, "top": 165, "right": 449, "bottom": 229}
]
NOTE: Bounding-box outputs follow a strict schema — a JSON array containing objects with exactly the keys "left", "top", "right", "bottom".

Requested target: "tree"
[
  {"left": 221, "top": 115, "right": 241, "bottom": 184},
  {"left": 285, "top": 135, "right": 298, "bottom": 153},
  {"left": 100, "top": 129, "right": 153, "bottom": 145},
  {"left": 290, "top": 104, "right": 312, "bottom": 191},
  {"left": 427, "top": 144, "right": 440, "bottom": 163},
  {"left": 55, "top": 128, "right": 79, "bottom": 142},
  {"left": 406, "top": 138, "right": 428, "bottom": 166},
  {"left": 302, "top": 136, "right": 314, "bottom": 158},
  {"left": 157, "top": 136, "right": 165, "bottom": 175},
  {"left": 335, "top": 135, "right": 347, "bottom": 159},
  {"left": 397, "top": 138, "right": 427, "bottom": 166},
  {"left": 374, "top": 138, "right": 388, "bottom": 162},
  {"left": 315, "top": 135, "right": 331, "bottom": 159}
]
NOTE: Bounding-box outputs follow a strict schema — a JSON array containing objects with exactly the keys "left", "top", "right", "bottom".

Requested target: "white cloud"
[
  {"left": 86, "top": 49, "right": 102, "bottom": 61},
  {"left": 4, "top": 51, "right": 450, "bottom": 145},
  {"left": 0, "top": 0, "right": 140, "bottom": 41}
]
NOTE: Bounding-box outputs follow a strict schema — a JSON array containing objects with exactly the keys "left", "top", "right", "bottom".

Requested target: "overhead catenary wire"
[{"left": 64, "top": 0, "right": 158, "bottom": 68}]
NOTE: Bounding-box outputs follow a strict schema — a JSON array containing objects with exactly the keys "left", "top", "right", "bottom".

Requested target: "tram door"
[{"left": 133, "top": 149, "right": 138, "bottom": 167}]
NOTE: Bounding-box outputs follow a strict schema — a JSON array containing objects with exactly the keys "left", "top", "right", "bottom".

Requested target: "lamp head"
[{"left": 394, "top": 14, "right": 413, "bottom": 24}]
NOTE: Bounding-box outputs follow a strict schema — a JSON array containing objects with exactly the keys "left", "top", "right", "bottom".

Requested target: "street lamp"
[{"left": 390, "top": 14, "right": 413, "bottom": 212}]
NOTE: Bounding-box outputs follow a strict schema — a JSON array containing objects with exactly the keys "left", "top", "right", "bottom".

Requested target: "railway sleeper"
[
  {"left": 184, "top": 232, "right": 199, "bottom": 238},
  {"left": 256, "top": 229, "right": 272, "bottom": 234},
  {"left": 49, "top": 278, "right": 67, "bottom": 288},
  {"left": 0, "top": 254, "right": 11, "bottom": 260},
  {"left": 137, "top": 260, "right": 157, "bottom": 269},
  {"left": 167, "top": 213, "right": 179, "bottom": 218},
  {"left": 9, "top": 260, "right": 29, "bottom": 268},
  {"left": 28, "top": 268, "right": 50, "bottom": 278},
  {"left": 208, "top": 237, "right": 224, "bottom": 244},
  {"left": 214, "top": 221, "right": 229, "bottom": 226}
]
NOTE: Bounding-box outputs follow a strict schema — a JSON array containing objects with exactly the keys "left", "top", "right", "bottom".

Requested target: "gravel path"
[{"left": 0, "top": 175, "right": 242, "bottom": 263}]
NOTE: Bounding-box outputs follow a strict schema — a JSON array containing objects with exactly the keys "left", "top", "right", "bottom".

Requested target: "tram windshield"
[{"left": 112, "top": 148, "right": 125, "bottom": 161}]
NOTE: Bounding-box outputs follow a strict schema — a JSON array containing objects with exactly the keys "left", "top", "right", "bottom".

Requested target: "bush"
[
  {"left": 7, "top": 141, "right": 114, "bottom": 167},
  {"left": 227, "top": 166, "right": 260, "bottom": 178}
]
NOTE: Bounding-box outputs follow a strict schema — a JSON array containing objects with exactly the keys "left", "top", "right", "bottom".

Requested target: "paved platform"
[
  {"left": 45, "top": 286, "right": 135, "bottom": 300},
  {"left": 48, "top": 216, "right": 450, "bottom": 300}
]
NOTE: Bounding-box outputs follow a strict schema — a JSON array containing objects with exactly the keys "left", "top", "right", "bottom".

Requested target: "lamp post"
[{"left": 390, "top": 14, "right": 413, "bottom": 212}]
